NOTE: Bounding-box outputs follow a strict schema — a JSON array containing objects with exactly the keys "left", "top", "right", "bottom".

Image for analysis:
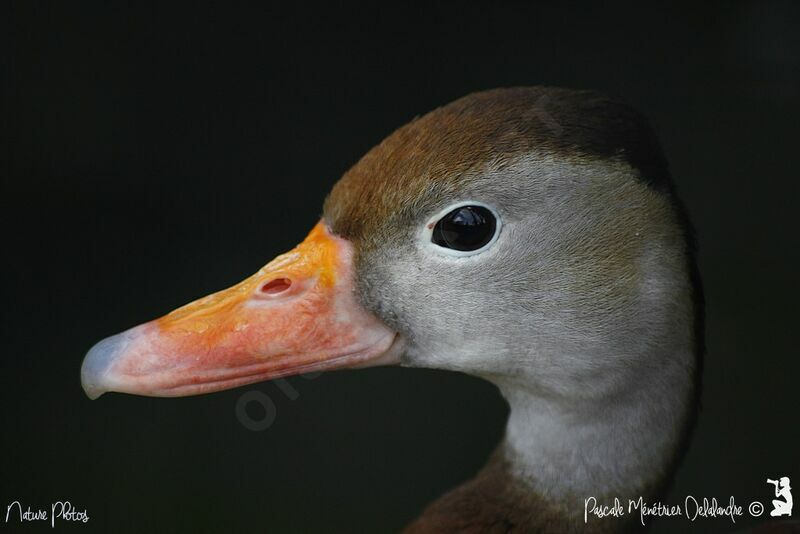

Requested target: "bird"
[{"left": 81, "top": 87, "right": 705, "bottom": 532}]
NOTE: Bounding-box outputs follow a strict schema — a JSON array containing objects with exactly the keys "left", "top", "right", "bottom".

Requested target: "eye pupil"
[{"left": 432, "top": 205, "right": 497, "bottom": 252}]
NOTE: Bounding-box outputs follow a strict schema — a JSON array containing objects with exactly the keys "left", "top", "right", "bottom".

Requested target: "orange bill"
[{"left": 81, "top": 222, "right": 400, "bottom": 399}]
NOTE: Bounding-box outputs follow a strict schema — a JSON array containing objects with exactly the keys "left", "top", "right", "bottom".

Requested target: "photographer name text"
[{"left": 584, "top": 495, "right": 754, "bottom": 525}]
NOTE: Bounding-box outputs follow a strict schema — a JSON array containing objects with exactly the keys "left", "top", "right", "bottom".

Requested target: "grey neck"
[
  {"left": 496, "top": 348, "right": 695, "bottom": 508},
  {"left": 405, "top": 346, "right": 698, "bottom": 533}
]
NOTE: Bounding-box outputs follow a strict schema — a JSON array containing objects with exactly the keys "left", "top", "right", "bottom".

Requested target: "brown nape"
[
  {"left": 404, "top": 444, "right": 646, "bottom": 534},
  {"left": 323, "top": 86, "right": 671, "bottom": 246}
]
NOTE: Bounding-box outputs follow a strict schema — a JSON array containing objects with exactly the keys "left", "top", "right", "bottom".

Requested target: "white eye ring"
[{"left": 420, "top": 200, "right": 502, "bottom": 257}]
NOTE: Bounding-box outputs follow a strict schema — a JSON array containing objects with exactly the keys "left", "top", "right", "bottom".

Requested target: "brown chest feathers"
[{"left": 404, "top": 445, "right": 649, "bottom": 534}]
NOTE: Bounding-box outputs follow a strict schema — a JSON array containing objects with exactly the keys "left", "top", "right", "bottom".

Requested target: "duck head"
[{"left": 82, "top": 87, "right": 702, "bottom": 503}]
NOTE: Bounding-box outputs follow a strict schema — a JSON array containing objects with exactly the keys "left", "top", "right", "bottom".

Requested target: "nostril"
[{"left": 259, "top": 278, "right": 292, "bottom": 295}]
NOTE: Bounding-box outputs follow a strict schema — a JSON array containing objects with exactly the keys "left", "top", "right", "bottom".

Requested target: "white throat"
[{"left": 495, "top": 346, "right": 695, "bottom": 504}]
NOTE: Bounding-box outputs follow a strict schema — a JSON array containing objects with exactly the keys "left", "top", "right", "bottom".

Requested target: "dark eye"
[{"left": 432, "top": 205, "right": 498, "bottom": 252}]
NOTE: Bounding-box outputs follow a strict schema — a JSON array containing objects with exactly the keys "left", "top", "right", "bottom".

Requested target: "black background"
[{"left": 4, "top": 3, "right": 799, "bottom": 533}]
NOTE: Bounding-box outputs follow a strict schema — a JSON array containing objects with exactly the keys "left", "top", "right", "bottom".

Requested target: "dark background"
[{"left": 3, "top": 3, "right": 799, "bottom": 532}]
